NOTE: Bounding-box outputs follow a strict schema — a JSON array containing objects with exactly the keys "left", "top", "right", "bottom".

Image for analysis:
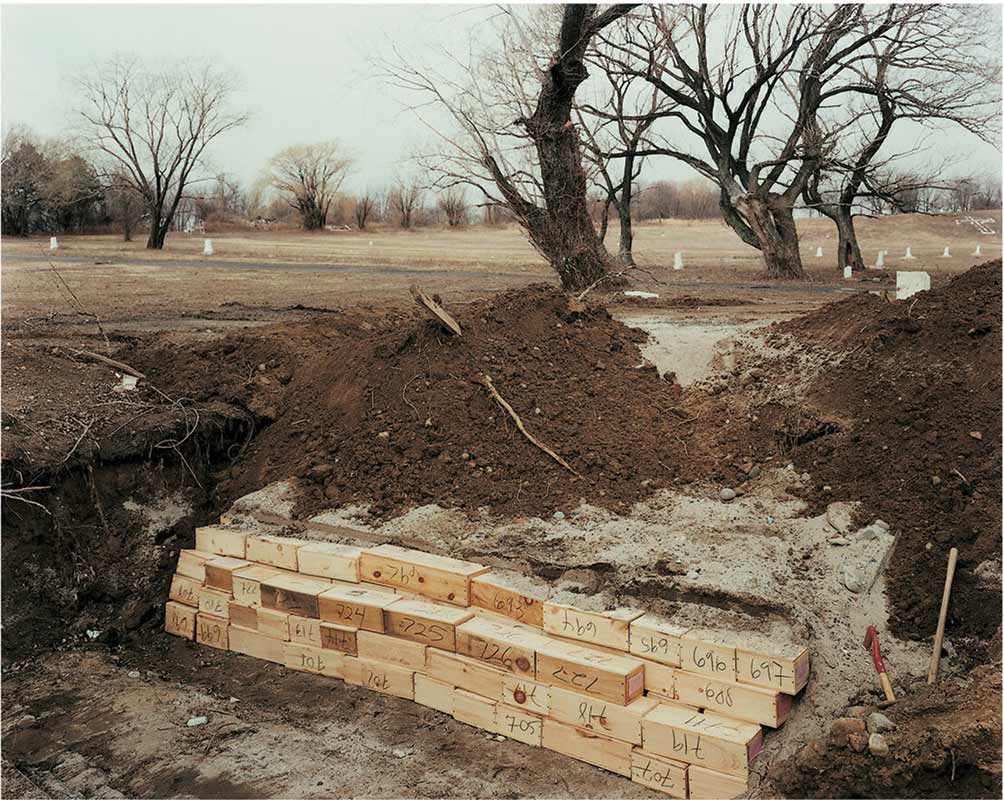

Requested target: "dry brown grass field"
[{"left": 3, "top": 211, "right": 999, "bottom": 323}]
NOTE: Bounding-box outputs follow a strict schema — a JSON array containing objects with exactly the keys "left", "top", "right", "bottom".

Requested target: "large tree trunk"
[
  {"left": 835, "top": 208, "right": 864, "bottom": 272},
  {"left": 517, "top": 4, "right": 614, "bottom": 291},
  {"left": 302, "top": 206, "right": 326, "bottom": 231},
  {"left": 598, "top": 198, "right": 611, "bottom": 244},
  {"left": 741, "top": 195, "right": 804, "bottom": 279},
  {"left": 617, "top": 204, "right": 635, "bottom": 266},
  {"left": 146, "top": 204, "right": 165, "bottom": 249}
]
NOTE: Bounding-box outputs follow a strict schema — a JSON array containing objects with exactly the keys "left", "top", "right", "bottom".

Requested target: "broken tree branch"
[
  {"left": 71, "top": 350, "right": 147, "bottom": 379},
  {"left": 411, "top": 285, "right": 462, "bottom": 336},
  {"left": 481, "top": 373, "right": 580, "bottom": 478}
]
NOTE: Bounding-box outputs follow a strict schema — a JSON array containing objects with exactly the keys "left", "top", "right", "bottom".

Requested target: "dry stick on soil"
[
  {"left": 480, "top": 374, "right": 580, "bottom": 478},
  {"left": 576, "top": 262, "right": 666, "bottom": 302},
  {"left": 71, "top": 349, "right": 147, "bottom": 380},
  {"left": 411, "top": 285, "right": 462, "bottom": 336},
  {"left": 0, "top": 490, "right": 52, "bottom": 515},
  {"left": 60, "top": 418, "right": 95, "bottom": 464},
  {"left": 44, "top": 257, "right": 111, "bottom": 354}
]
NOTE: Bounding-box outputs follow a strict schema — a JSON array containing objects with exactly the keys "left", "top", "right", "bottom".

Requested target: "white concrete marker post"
[
  {"left": 940, "top": 246, "right": 951, "bottom": 258},
  {"left": 972, "top": 244, "right": 982, "bottom": 256},
  {"left": 203, "top": 239, "right": 214, "bottom": 256},
  {"left": 815, "top": 246, "right": 823, "bottom": 257},
  {"left": 673, "top": 252, "right": 684, "bottom": 271},
  {"left": 843, "top": 266, "right": 853, "bottom": 280},
  {"left": 874, "top": 250, "right": 885, "bottom": 269},
  {"left": 903, "top": 247, "right": 915, "bottom": 260},
  {"left": 896, "top": 271, "right": 931, "bottom": 300},
  {"left": 49, "top": 236, "right": 58, "bottom": 251}
]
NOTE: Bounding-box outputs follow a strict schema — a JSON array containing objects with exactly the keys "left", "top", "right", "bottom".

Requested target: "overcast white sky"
[{"left": 3, "top": 3, "right": 1001, "bottom": 196}]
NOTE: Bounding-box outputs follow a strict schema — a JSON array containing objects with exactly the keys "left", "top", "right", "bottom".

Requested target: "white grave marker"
[
  {"left": 940, "top": 246, "right": 951, "bottom": 258},
  {"left": 903, "top": 247, "right": 915, "bottom": 260},
  {"left": 49, "top": 236, "right": 58, "bottom": 251},
  {"left": 843, "top": 266, "right": 853, "bottom": 280},
  {"left": 203, "top": 239, "right": 214, "bottom": 256},
  {"left": 815, "top": 246, "right": 823, "bottom": 257},
  {"left": 673, "top": 252, "right": 684, "bottom": 271},
  {"left": 972, "top": 244, "right": 982, "bottom": 256},
  {"left": 896, "top": 271, "right": 931, "bottom": 300},
  {"left": 874, "top": 250, "right": 885, "bottom": 269}
]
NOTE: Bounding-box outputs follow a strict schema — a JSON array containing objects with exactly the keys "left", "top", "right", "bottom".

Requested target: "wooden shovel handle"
[
  {"left": 927, "top": 547, "right": 959, "bottom": 684},
  {"left": 879, "top": 672, "right": 897, "bottom": 703}
]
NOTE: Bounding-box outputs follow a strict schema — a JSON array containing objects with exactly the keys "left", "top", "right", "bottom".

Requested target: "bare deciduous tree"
[
  {"left": 265, "top": 141, "right": 352, "bottom": 230},
  {"left": 354, "top": 192, "right": 377, "bottom": 229},
  {"left": 803, "top": 5, "right": 1000, "bottom": 271},
  {"left": 387, "top": 4, "right": 635, "bottom": 290},
  {"left": 605, "top": 6, "right": 923, "bottom": 278},
  {"left": 438, "top": 187, "right": 469, "bottom": 227},
  {"left": 389, "top": 178, "right": 423, "bottom": 229},
  {"left": 77, "top": 55, "right": 248, "bottom": 249},
  {"left": 577, "top": 17, "right": 672, "bottom": 265},
  {"left": 105, "top": 170, "right": 144, "bottom": 241}
]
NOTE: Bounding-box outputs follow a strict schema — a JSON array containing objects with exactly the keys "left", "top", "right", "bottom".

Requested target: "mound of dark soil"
[
  {"left": 778, "top": 261, "right": 1002, "bottom": 643},
  {"left": 127, "top": 286, "right": 723, "bottom": 520}
]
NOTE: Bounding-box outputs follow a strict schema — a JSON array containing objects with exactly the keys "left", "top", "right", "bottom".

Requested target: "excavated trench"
[{"left": 1, "top": 411, "right": 254, "bottom": 662}]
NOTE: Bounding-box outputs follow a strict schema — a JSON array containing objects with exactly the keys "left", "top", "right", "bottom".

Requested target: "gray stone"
[
  {"left": 719, "top": 488, "right": 736, "bottom": 502},
  {"left": 859, "top": 525, "right": 882, "bottom": 541},
  {"left": 828, "top": 537, "right": 850, "bottom": 546},
  {"left": 748, "top": 465, "right": 761, "bottom": 479},
  {"left": 868, "top": 732, "right": 890, "bottom": 756},
  {"left": 127, "top": 670, "right": 140, "bottom": 679},
  {"left": 186, "top": 715, "right": 209, "bottom": 727},
  {"left": 552, "top": 511, "right": 565, "bottom": 520},
  {"left": 874, "top": 519, "right": 890, "bottom": 531},
  {"left": 867, "top": 712, "right": 896, "bottom": 734},
  {"left": 842, "top": 565, "right": 865, "bottom": 593},
  {"left": 825, "top": 502, "right": 855, "bottom": 533}
]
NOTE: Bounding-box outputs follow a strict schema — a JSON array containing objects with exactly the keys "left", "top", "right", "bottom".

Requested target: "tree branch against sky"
[
  {"left": 75, "top": 54, "right": 248, "bottom": 249},
  {"left": 383, "top": 3, "right": 637, "bottom": 291},
  {"left": 803, "top": 4, "right": 1002, "bottom": 271}
]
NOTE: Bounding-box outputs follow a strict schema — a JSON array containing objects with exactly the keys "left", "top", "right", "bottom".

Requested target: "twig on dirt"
[
  {"left": 411, "top": 285, "right": 462, "bottom": 336},
  {"left": 951, "top": 468, "right": 969, "bottom": 484},
  {"left": 402, "top": 374, "right": 422, "bottom": 419},
  {"left": 576, "top": 262, "right": 666, "bottom": 302},
  {"left": 106, "top": 405, "right": 159, "bottom": 437},
  {"left": 60, "top": 418, "right": 95, "bottom": 464},
  {"left": 480, "top": 374, "right": 580, "bottom": 478},
  {"left": 907, "top": 297, "right": 920, "bottom": 318},
  {"left": 45, "top": 258, "right": 111, "bottom": 354},
  {"left": 70, "top": 349, "right": 146, "bottom": 379},
  {"left": 0, "top": 489, "right": 51, "bottom": 515},
  {"left": 0, "top": 485, "right": 51, "bottom": 493}
]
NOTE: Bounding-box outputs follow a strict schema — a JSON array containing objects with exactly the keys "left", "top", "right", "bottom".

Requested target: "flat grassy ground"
[{"left": 2, "top": 211, "right": 999, "bottom": 322}]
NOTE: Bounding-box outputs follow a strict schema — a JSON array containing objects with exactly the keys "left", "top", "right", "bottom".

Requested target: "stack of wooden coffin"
[{"left": 166, "top": 526, "right": 809, "bottom": 799}]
